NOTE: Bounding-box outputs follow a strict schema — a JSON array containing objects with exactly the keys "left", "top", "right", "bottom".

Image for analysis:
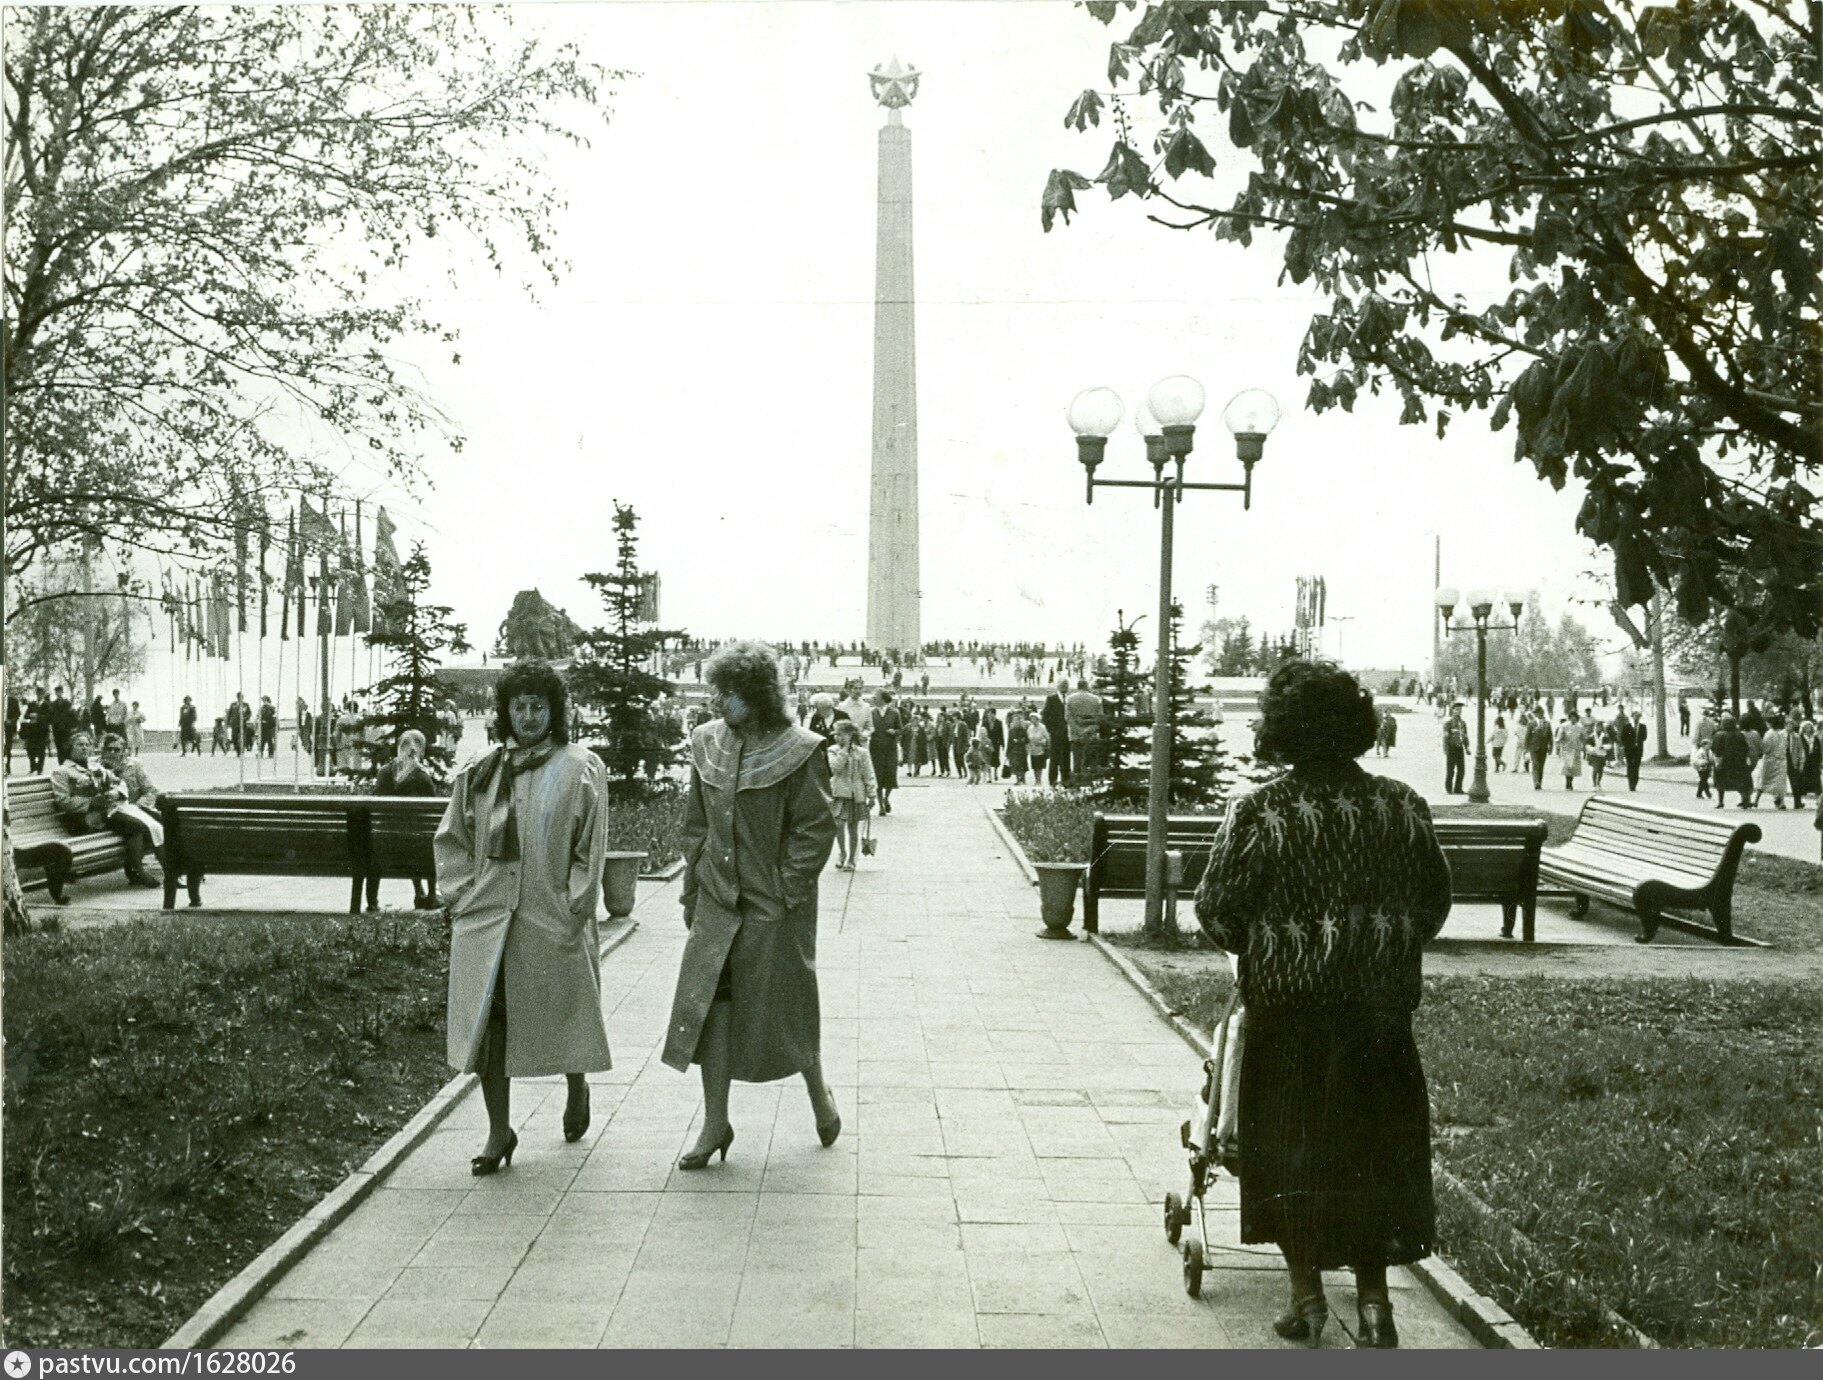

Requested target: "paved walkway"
[{"left": 207, "top": 775, "right": 1478, "bottom": 1349}]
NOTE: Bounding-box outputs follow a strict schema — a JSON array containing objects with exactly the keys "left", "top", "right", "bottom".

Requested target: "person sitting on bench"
[
  {"left": 368, "top": 729, "right": 441, "bottom": 912},
  {"left": 50, "top": 730, "right": 167, "bottom": 887}
]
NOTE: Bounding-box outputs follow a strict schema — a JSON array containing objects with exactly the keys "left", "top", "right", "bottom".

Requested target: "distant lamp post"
[
  {"left": 1434, "top": 586, "right": 1525, "bottom": 804},
  {"left": 1070, "top": 378, "right": 1280, "bottom": 934}
]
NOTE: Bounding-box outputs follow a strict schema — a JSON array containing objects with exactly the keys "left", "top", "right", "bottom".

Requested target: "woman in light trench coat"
[
  {"left": 435, "top": 662, "right": 613, "bottom": 1176},
  {"left": 663, "top": 641, "right": 841, "bottom": 1169}
]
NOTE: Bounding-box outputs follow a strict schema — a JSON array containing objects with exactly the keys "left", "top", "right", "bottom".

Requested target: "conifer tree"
[
  {"left": 568, "top": 504, "right": 685, "bottom": 798},
  {"left": 1090, "top": 613, "right": 1150, "bottom": 808},
  {"left": 1165, "top": 601, "right": 1251, "bottom": 809}
]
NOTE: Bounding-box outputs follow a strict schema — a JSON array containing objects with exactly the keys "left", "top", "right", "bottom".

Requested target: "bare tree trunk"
[
  {"left": 3, "top": 816, "right": 34, "bottom": 936},
  {"left": 1650, "top": 587, "right": 1673, "bottom": 761}
]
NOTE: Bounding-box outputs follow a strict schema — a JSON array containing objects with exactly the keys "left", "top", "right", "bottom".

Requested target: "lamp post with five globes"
[
  {"left": 1433, "top": 587, "right": 1525, "bottom": 805},
  {"left": 1068, "top": 378, "right": 1280, "bottom": 934}
]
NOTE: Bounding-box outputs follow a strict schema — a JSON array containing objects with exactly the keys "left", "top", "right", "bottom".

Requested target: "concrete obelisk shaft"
[{"left": 866, "top": 105, "right": 920, "bottom": 657}]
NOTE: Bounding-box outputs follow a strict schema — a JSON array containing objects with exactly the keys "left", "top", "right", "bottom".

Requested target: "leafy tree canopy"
[
  {"left": 1045, "top": 0, "right": 1821, "bottom": 639},
  {"left": 4, "top": 6, "right": 621, "bottom": 588}
]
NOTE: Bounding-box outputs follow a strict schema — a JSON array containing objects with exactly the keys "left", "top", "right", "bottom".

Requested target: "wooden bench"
[
  {"left": 159, "top": 793, "right": 369, "bottom": 912},
  {"left": 1084, "top": 811, "right": 1548, "bottom": 939},
  {"left": 4, "top": 775, "right": 131, "bottom": 902},
  {"left": 1535, "top": 795, "right": 1761, "bottom": 944}
]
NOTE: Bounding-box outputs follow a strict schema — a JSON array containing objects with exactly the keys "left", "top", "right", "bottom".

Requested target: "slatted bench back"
[
  {"left": 1433, "top": 818, "right": 1547, "bottom": 894},
  {"left": 1089, "top": 814, "right": 1223, "bottom": 896},
  {"left": 1561, "top": 797, "right": 1741, "bottom": 883},
  {"left": 366, "top": 798, "right": 447, "bottom": 877},
  {"left": 164, "top": 794, "right": 358, "bottom": 874},
  {"left": 4, "top": 776, "right": 60, "bottom": 834}
]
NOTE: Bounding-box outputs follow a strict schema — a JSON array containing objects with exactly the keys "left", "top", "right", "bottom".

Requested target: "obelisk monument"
[{"left": 865, "top": 58, "right": 921, "bottom": 658}]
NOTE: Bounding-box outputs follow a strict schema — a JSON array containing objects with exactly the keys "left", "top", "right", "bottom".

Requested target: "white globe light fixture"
[
  {"left": 1468, "top": 587, "right": 1497, "bottom": 620},
  {"left": 1067, "top": 386, "right": 1123, "bottom": 500},
  {"left": 1434, "top": 586, "right": 1459, "bottom": 623},
  {"left": 1147, "top": 375, "right": 1205, "bottom": 459},
  {"left": 1222, "top": 387, "right": 1282, "bottom": 462}
]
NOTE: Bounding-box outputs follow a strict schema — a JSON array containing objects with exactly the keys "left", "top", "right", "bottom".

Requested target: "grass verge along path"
[
  {"left": 1119, "top": 940, "right": 1822, "bottom": 1349},
  {"left": 3, "top": 913, "right": 453, "bottom": 1347}
]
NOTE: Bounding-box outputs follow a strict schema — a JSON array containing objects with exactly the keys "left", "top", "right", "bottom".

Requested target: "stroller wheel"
[
  {"left": 1164, "top": 1192, "right": 1184, "bottom": 1246},
  {"left": 1182, "top": 1240, "right": 1205, "bottom": 1299}
]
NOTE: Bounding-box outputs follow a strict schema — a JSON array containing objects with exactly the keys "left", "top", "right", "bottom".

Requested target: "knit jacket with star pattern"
[{"left": 1192, "top": 761, "right": 1452, "bottom": 1015}]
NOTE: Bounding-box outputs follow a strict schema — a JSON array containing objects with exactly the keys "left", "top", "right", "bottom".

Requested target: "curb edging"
[
  {"left": 1084, "top": 931, "right": 1545, "bottom": 1352},
  {"left": 161, "top": 918, "right": 643, "bottom": 1350}
]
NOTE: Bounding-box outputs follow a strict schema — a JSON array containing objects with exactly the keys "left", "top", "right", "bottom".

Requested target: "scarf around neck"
[{"left": 468, "top": 739, "right": 559, "bottom": 860}]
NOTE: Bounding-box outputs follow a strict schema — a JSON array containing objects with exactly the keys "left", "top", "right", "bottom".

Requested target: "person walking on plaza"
[
  {"left": 869, "top": 690, "right": 901, "bottom": 815},
  {"left": 3, "top": 690, "right": 17, "bottom": 773},
  {"left": 434, "top": 661, "right": 612, "bottom": 1176},
  {"left": 1791, "top": 719, "right": 1819, "bottom": 809},
  {"left": 1678, "top": 693, "right": 1691, "bottom": 739},
  {"left": 1694, "top": 703, "right": 1718, "bottom": 750},
  {"left": 126, "top": 701, "right": 147, "bottom": 757},
  {"left": 663, "top": 641, "right": 841, "bottom": 1169},
  {"left": 1555, "top": 714, "right": 1586, "bottom": 791},
  {"left": 983, "top": 705, "right": 1005, "bottom": 776},
  {"left": 1194, "top": 661, "right": 1451, "bottom": 1350},
  {"left": 826, "top": 719, "right": 876, "bottom": 871},
  {"left": 1006, "top": 710, "right": 1030, "bottom": 784},
  {"left": 1064, "top": 678, "right": 1104, "bottom": 782},
  {"left": 1693, "top": 738, "right": 1715, "bottom": 799},
  {"left": 1489, "top": 715, "right": 1507, "bottom": 773},
  {"left": 50, "top": 730, "right": 167, "bottom": 887},
  {"left": 1441, "top": 703, "right": 1468, "bottom": 794},
  {"left": 48, "top": 686, "right": 77, "bottom": 763},
  {"left": 1710, "top": 713, "right": 1753, "bottom": 809},
  {"left": 104, "top": 690, "right": 128, "bottom": 741},
  {"left": 1584, "top": 711, "right": 1611, "bottom": 789},
  {"left": 259, "top": 696, "right": 279, "bottom": 758},
  {"left": 1026, "top": 713, "right": 1051, "bottom": 785},
  {"left": 1619, "top": 708, "right": 1647, "bottom": 790},
  {"left": 1755, "top": 715, "right": 1791, "bottom": 808},
  {"left": 1041, "top": 685, "right": 1070, "bottom": 785},
  {"left": 369, "top": 730, "right": 441, "bottom": 911},
  {"left": 85, "top": 695, "right": 108, "bottom": 740},
  {"left": 178, "top": 696, "right": 201, "bottom": 756}
]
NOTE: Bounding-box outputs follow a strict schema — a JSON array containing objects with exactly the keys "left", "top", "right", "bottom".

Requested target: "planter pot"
[
  {"left": 601, "top": 851, "right": 647, "bottom": 918},
  {"left": 1033, "top": 862, "right": 1085, "bottom": 939}
]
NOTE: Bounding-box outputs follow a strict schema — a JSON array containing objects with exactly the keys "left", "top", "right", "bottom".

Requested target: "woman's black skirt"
[
  {"left": 1238, "top": 1005, "right": 1435, "bottom": 1269},
  {"left": 869, "top": 735, "right": 898, "bottom": 791}
]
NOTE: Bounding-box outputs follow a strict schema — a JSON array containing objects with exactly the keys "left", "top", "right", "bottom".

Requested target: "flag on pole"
[
  {"left": 218, "top": 574, "right": 234, "bottom": 659},
  {"left": 372, "top": 506, "right": 401, "bottom": 634},
  {"left": 300, "top": 495, "right": 337, "bottom": 637},
  {"left": 281, "top": 507, "right": 302, "bottom": 641},
  {"left": 350, "top": 501, "right": 372, "bottom": 635},
  {"left": 335, "top": 511, "right": 355, "bottom": 638},
  {"left": 258, "top": 523, "right": 271, "bottom": 639},
  {"left": 234, "top": 522, "right": 250, "bottom": 635}
]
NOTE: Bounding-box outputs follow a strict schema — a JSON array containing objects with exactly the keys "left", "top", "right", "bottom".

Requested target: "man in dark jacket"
[
  {"left": 1525, "top": 713, "right": 1554, "bottom": 790},
  {"left": 1620, "top": 709, "right": 1648, "bottom": 790},
  {"left": 1041, "top": 687, "right": 1070, "bottom": 786},
  {"left": 48, "top": 686, "right": 78, "bottom": 763},
  {"left": 258, "top": 696, "right": 279, "bottom": 757},
  {"left": 19, "top": 689, "right": 51, "bottom": 773},
  {"left": 178, "top": 696, "right": 201, "bottom": 756},
  {"left": 4, "top": 691, "right": 19, "bottom": 771}
]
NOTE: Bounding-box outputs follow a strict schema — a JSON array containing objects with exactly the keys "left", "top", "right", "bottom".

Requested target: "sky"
[{"left": 309, "top": 0, "right": 1618, "bottom": 674}]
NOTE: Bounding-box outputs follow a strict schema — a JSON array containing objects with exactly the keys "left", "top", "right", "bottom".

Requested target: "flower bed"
[{"left": 607, "top": 788, "right": 686, "bottom": 872}]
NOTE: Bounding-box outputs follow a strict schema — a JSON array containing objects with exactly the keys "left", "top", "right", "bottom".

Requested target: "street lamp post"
[
  {"left": 1434, "top": 587, "right": 1525, "bottom": 804},
  {"left": 1069, "top": 380, "right": 1280, "bottom": 934}
]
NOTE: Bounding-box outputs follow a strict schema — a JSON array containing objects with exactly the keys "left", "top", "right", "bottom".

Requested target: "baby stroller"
[{"left": 1163, "top": 989, "right": 1242, "bottom": 1298}]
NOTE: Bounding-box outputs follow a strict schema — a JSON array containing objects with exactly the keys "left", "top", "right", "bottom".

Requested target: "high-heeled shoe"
[
  {"left": 1272, "top": 1296, "right": 1329, "bottom": 1347},
  {"left": 677, "top": 1125, "right": 734, "bottom": 1170},
  {"left": 1356, "top": 1300, "right": 1398, "bottom": 1348},
  {"left": 816, "top": 1108, "right": 842, "bottom": 1148},
  {"left": 563, "top": 1087, "right": 591, "bottom": 1143},
  {"left": 470, "top": 1129, "right": 517, "bottom": 1177}
]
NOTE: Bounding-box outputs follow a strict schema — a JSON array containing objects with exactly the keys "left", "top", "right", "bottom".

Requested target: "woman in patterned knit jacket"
[{"left": 1194, "top": 661, "right": 1452, "bottom": 1349}]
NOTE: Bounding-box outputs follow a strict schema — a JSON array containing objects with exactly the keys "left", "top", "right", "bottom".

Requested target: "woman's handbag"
[{"left": 861, "top": 814, "right": 877, "bottom": 857}]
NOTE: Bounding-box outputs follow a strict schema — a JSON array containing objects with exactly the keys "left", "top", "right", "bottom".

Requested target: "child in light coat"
[{"left": 826, "top": 720, "right": 876, "bottom": 871}]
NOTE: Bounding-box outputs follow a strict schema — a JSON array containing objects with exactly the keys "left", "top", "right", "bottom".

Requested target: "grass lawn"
[
  {"left": 1116, "top": 940, "right": 1822, "bottom": 1349},
  {"left": 2, "top": 912, "right": 454, "bottom": 1348}
]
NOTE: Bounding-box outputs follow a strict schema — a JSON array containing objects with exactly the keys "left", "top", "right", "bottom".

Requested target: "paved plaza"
[{"left": 198, "top": 774, "right": 1480, "bottom": 1350}]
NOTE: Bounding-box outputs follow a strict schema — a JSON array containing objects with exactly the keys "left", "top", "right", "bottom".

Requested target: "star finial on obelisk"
[{"left": 869, "top": 56, "right": 920, "bottom": 114}]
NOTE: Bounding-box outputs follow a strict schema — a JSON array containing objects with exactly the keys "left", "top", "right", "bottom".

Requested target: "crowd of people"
[{"left": 6, "top": 685, "right": 150, "bottom": 772}]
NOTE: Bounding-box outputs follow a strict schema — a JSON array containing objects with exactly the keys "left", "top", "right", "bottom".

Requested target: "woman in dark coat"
[
  {"left": 1710, "top": 713, "right": 1754, "bottom": 808},
  {"left": 664, "top": 641, "right": 841, "bottom": 1169},
  {"left": 1194, "top": 661, "right": 1451, "bottom": 1349},
  {"left": 983, "top": 706, "right": 1005, "bottom": 774},
  {"left": 868, "top": 690, "right": 901, "bottom": 814}
]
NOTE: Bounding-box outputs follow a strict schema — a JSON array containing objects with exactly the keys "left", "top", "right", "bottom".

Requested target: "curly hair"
[
  {"left": 703, "top": 640, "right": 791, "bottom": 732},
  {"left": 493, "top": 660, "right": 570, "bottom": 746},
  {"left": 1253, "top": 659, "right": 1377, "bottom": 766}
]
